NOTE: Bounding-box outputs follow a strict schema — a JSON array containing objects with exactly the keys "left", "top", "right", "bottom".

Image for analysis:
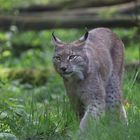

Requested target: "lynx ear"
[
  {"left": 52, "top": 32, "right": 63, "bottom": 47},
  {"left": 74, "top": 31, "right": 89, "bottom": 46},
  {"left": 79, "top": 31, "right": 89, "bottom": 42}
]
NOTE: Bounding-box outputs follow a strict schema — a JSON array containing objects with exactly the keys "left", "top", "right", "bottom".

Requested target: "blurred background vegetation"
[{"left": 0, "top": 0, "right": 139, "bottom": 140}]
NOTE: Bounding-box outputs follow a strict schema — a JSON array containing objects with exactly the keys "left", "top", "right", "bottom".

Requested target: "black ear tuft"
[
  {"left": 84, "top": 31, "right": 89, "bottom": 40},
  {"left": 52, "top": 31, "right": 63, "bottom": 46},
  {"left": 52, "top": 31, "right": 57, "bottom": 41}
]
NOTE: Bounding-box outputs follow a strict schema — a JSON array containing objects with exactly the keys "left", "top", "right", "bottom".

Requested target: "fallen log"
[
  {"left": 0, "top": 68, "right": 51, "bottom": 86},
  {"left": 125, "top": 61, "right": 140, "bottom": 70},
  {"left": 0, "top": 13, "right": 139, "bottom": 31},
  {"left": 16, "top": 0, "right": 135, "bottom": 12},
  {"left": 58, "top": 0, "right": 137, "bottom": 9},
  {"left": 0, "top": 61, "right": 139, "bottom": 86}
]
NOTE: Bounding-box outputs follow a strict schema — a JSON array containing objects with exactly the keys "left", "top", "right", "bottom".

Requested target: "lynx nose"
[{"left": 60, "top": 66, "right": 67, "bottom": 72}]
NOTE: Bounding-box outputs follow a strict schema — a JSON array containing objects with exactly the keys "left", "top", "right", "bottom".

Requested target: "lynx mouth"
[{"left": 62, "top": 71, "right": 73, "bottom": 77}]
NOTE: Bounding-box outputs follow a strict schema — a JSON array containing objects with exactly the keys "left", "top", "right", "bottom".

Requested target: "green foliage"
[
  {"left": 124, "top": 44, "right": 139, "bottom": 63},
  {"left": 0, "top": 0, "right": 49, "bottom": 11},
  {"left": 0, "top": 27, "right": 139, "bottom": 139},
  {"left": 113, "top": 28, "right": 139, "bottom": 62},
  {"left": 0, "top": 76, "right": 77, "bottom": 139}
]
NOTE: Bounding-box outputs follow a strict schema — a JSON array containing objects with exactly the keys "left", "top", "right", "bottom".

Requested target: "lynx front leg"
[
  {"left": 79, "top": 75, "right": 106, "bottom": 131},
  {"left": 80, "top": 100, "right": 105, "bottom": 131}
]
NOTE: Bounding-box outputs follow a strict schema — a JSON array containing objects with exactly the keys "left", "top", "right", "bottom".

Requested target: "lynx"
[{"left": 52, "top": 28, "right": 127, "bottom": 130}]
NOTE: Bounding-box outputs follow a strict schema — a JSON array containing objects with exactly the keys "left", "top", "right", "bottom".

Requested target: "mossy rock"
[
  {"left": 0, "top": 133, "right": 17, "bottom": 140},
  {"left": 0, "top": 68, "right": 51, "bottom": 86}
]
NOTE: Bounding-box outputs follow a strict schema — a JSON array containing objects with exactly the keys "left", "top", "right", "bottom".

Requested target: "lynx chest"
[{"left": 64, "top": 79, "right": 95, "bottom": 106}]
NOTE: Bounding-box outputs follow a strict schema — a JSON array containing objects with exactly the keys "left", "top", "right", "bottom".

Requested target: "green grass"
[{"left": 0, "top": 28, "right": 139, "bottom": 140}]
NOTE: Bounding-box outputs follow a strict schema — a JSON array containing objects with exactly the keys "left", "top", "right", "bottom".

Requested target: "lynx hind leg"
[{"left": 105, "top": 72, "right": 127, "bottom": 123}]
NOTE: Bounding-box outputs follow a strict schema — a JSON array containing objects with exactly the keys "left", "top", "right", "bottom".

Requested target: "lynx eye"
[
  {"left": 54, "top": 56, "right": 61, "bottom": 61},
  {"left": 69, "top": 55, "right": 77, "bottom": 60}
]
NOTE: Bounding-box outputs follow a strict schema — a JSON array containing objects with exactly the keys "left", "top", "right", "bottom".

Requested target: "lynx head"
[{"left": 52, "top": 32, "right": 89, "bottom": 80}]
